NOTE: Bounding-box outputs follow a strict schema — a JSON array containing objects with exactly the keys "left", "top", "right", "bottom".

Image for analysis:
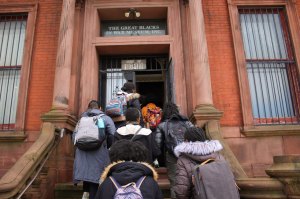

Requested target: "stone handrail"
[
  {"left": 0, "top": 122, "right": 57, "bottom": 198},
  {"left": 205, "top": 120, "right": 287, "bottom": 198}
]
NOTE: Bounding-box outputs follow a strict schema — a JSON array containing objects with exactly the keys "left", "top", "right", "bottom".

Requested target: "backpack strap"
[
  {"left": 200, "top": 159, "right": 218, "bottom": 165},
  {"left": 131, "top": 127, "right": 143, "bottom": 141},
  {"left": 136, "top": 176, "right": 146, "bottom": 188},
  {"left": 109, "top": 176, "right": 121, "bottom": 189}
]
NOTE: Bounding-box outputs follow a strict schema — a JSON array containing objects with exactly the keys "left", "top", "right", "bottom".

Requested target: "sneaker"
[
  {"left": 82, "top": 193, "right": 89, "bottom": 199},
  {"left": 153, "top": 159, "right": 159, "bottom": 168}
]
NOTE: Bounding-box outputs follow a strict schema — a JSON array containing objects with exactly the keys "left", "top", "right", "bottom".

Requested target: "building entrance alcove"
[
  {"left": 97, "top": 52, "right": 174, "bottom": 112},
  {"left": 80, "top": 0, "right": 188, "bottom": 116}
]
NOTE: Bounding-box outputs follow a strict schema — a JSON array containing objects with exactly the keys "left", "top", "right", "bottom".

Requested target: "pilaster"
[
  {"left": 40, "top": 0, "right": 78, "bottom": 130},
  {"left": 187, "top": 0, "right": 223, "bottom": 125}
]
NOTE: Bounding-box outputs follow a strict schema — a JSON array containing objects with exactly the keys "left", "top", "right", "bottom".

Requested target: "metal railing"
[
  {"left": 239, "top": 7, "right": 300, "bottom": 125},
  {"left": 98, "top": 54, "right": 169, "bottom": 109}
]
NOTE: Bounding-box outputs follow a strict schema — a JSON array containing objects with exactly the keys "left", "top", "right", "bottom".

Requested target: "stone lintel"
[{"left": 189, "top": 104, "right": 223, "bottom": 126}]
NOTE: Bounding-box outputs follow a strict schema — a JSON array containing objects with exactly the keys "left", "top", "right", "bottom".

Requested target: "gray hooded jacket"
[{"left": 72, "top": 109, "right": 116, "bottom": 184}]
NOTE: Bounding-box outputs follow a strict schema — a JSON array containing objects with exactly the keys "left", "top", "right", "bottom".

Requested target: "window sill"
[
  {"left": 0, "top": 131, "right": 27, "bottom": 142},
  {"left": 241, "top": 125, "right": 300, "bottom": 137}
]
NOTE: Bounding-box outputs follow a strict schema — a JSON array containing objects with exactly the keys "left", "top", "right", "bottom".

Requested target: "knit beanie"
[{"left": 184, "top": 126, "right": 206, "bottom": 142}]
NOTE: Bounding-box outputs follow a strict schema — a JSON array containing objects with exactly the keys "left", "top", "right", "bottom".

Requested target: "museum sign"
[{"left": 101, "top": 20, "right": 167, "bottom": 37}]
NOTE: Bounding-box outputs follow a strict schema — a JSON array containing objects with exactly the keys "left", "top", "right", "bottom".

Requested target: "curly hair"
[
  {"left": 121, "top": 82, "right": 135, "bottom": 93},
  {"left": 125, "top": 107, "right": 140, "bottom": 122},
  {"left": 109, "top": 139, "right": 148, "bottom": 162},
  {"left": 161, "top": 101, "right": 179, "bottom": 121},
  {"left": 184, "top": 126, "right": 206, "bottom": 142}
]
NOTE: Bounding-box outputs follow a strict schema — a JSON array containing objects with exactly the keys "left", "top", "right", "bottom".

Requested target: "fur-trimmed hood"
[
  {"left": 100, "top": 161, "right": 158, "bottom": 185},
  {"left": 174, "top": 140, "right": 223, "bottom": 158},
  {"left": 116, "top": 124, "right": 152, "bottom": 136},
  {"left": 126, "top": 93, "right": 140, "bottom": 101}
]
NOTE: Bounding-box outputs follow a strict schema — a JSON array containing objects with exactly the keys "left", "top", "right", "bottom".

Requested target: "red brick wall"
[
  {"left": 0, "top": 0, "right": 62, "bottom": 131},
  {"left": 202, "top": 0, "right": 243, "bottom": 127}
]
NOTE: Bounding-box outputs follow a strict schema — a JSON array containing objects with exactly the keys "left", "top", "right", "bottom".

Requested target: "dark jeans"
[
  {"left": 83, "top": 181, "right": 99, "bottom": 199},
  {"left": 166, "top": 152, "right": 178, "bottom": 199}
]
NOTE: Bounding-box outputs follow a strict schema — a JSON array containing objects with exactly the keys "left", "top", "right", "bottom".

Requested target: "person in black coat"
[
  {"left": 114, "top": 107, "right": 161, "bottom": 165},
  {"left": 155, "top": 101, "right": 193, "bottom": 199},
  {"left": 95, "top": 139, "right": 163, "bottom": 199}
]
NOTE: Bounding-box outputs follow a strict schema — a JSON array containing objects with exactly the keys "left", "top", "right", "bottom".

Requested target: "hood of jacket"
[
  {"left": 80, "top": 109, "right": 104, "bottom": 117},
  {"left": 116, "top": 124, "right": 151, "bottom": 136},
  {"left": 100, "top": 161, "right": 158, "bottom": 185},
  {"left": 174, "top": 140, "right": 223, "bottom": 158},
  {"left": 127, "top": 93, "right": 140, "bottom": 101}
]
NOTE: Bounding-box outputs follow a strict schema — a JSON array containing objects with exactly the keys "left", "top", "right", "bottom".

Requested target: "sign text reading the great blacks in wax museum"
[{"left": 101, "top": 20, "right": 167, "bottom": 37}]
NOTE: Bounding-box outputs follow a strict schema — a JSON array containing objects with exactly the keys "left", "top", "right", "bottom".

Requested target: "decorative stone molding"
[
  {"left": 0, "top": 131, "right": 27, "bottom": 142},
  {"left": 236, "top": 178, "right": 286, "bottom": 199},
  {"left": 266, "top": 155, "right": 300, "bottom": 197},
  {"left": 190, "top": 104, "right": 223, "bottom": 127},
  {"left": 242, "top": 125, "right": 300, "bottom": 137},
  {"left": 40, "top": 111, "right": 77, "bottom": 131}
]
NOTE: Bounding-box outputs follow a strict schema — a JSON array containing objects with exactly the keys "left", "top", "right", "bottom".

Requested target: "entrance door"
[{"left": 98, "top": 54, "right": 171, "bottom": 110}]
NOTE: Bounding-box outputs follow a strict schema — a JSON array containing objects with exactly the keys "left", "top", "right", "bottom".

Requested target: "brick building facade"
[{"left": 0, "top": 0, "right": 300, "bottom": 198}]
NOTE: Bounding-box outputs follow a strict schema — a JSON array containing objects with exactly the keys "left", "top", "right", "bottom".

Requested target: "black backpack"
[{"left": 164, "top": 114, "right": 192, "bottom": 154}]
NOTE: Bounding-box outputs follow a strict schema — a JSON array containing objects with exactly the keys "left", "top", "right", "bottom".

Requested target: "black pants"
[{"left": 83, "top": 181, "right": 99, "bottom": 199}]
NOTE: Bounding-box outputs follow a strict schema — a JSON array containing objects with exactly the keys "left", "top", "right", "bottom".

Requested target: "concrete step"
[{"left": 54, "top": 178, "right": 170, "bottom": 198}]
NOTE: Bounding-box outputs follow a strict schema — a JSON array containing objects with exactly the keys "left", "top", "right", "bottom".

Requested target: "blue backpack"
[{"left": 109, "top": 176, "right": 146, "bottom": 199}]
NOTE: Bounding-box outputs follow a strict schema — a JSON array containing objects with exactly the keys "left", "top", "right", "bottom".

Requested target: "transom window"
[
  {"left": 0, "top": 14, "right": 27, "bottom": 130},
  {"left": 239, "top": 7, "right": 300, "bottom": 125}
]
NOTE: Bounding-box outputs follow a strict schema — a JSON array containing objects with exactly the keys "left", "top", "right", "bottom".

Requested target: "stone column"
[
  {"left": 52, "top": 0, "right": 76, "bottom": 111},
  {"left": 188, "top": 0, "right": 223, "bottom": 126},
  {"left": 40, "top": 0, "right": 77, "bottom": 130}
]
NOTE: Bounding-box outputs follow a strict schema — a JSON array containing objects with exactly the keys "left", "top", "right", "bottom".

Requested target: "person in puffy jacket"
[
  {"left": 174, "top": 126, "right": 224, "bottom": 199},
  {"left": 120, "top": 82, "right": 144, "bottom": 127},
  {"left": 95, "top": 139, "right": 163, "bottom": 199},
  {"left": 114, "top": 107, "right": 161, "bottom": 165},
  {"left": 155, "top": 101, "right": 193, "bottom": 199}
]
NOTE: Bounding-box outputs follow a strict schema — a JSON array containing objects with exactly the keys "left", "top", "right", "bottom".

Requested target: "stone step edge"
[{"left": 54, "top": 179, "right": 170, "bottom": 191}]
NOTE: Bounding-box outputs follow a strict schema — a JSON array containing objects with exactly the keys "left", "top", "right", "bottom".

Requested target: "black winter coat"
[
  {"left": 95, "top": 161, "right": 163, "bottom": 199},
  {"left": 126, "top": 93, "right": 144, "bottom": 127},
  {"left": 114, "top": 123, "right": 161, "bottom": 165},
  {"left": 155, "top": 114, "right": 193, "bottom": 151}
]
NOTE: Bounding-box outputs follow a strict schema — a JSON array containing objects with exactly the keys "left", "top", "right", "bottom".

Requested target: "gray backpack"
[
  {"left": 191, "top": 159, "right": 240, "bottom": 199},
  {"left": 74, "top": 114, "right": 106, "bottom": 151}
]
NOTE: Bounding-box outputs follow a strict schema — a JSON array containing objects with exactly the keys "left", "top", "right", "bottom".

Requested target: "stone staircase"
[{"left": 53, "top": 168, "right": 171, "bottom": 199}]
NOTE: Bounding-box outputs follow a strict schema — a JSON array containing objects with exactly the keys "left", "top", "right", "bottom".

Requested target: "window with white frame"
[
  {"left": 239, "top": 7, "right": 300, "bottom": 125},
  {"left": 0, "top": 14, "right": 27, "bottom": 130}
]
